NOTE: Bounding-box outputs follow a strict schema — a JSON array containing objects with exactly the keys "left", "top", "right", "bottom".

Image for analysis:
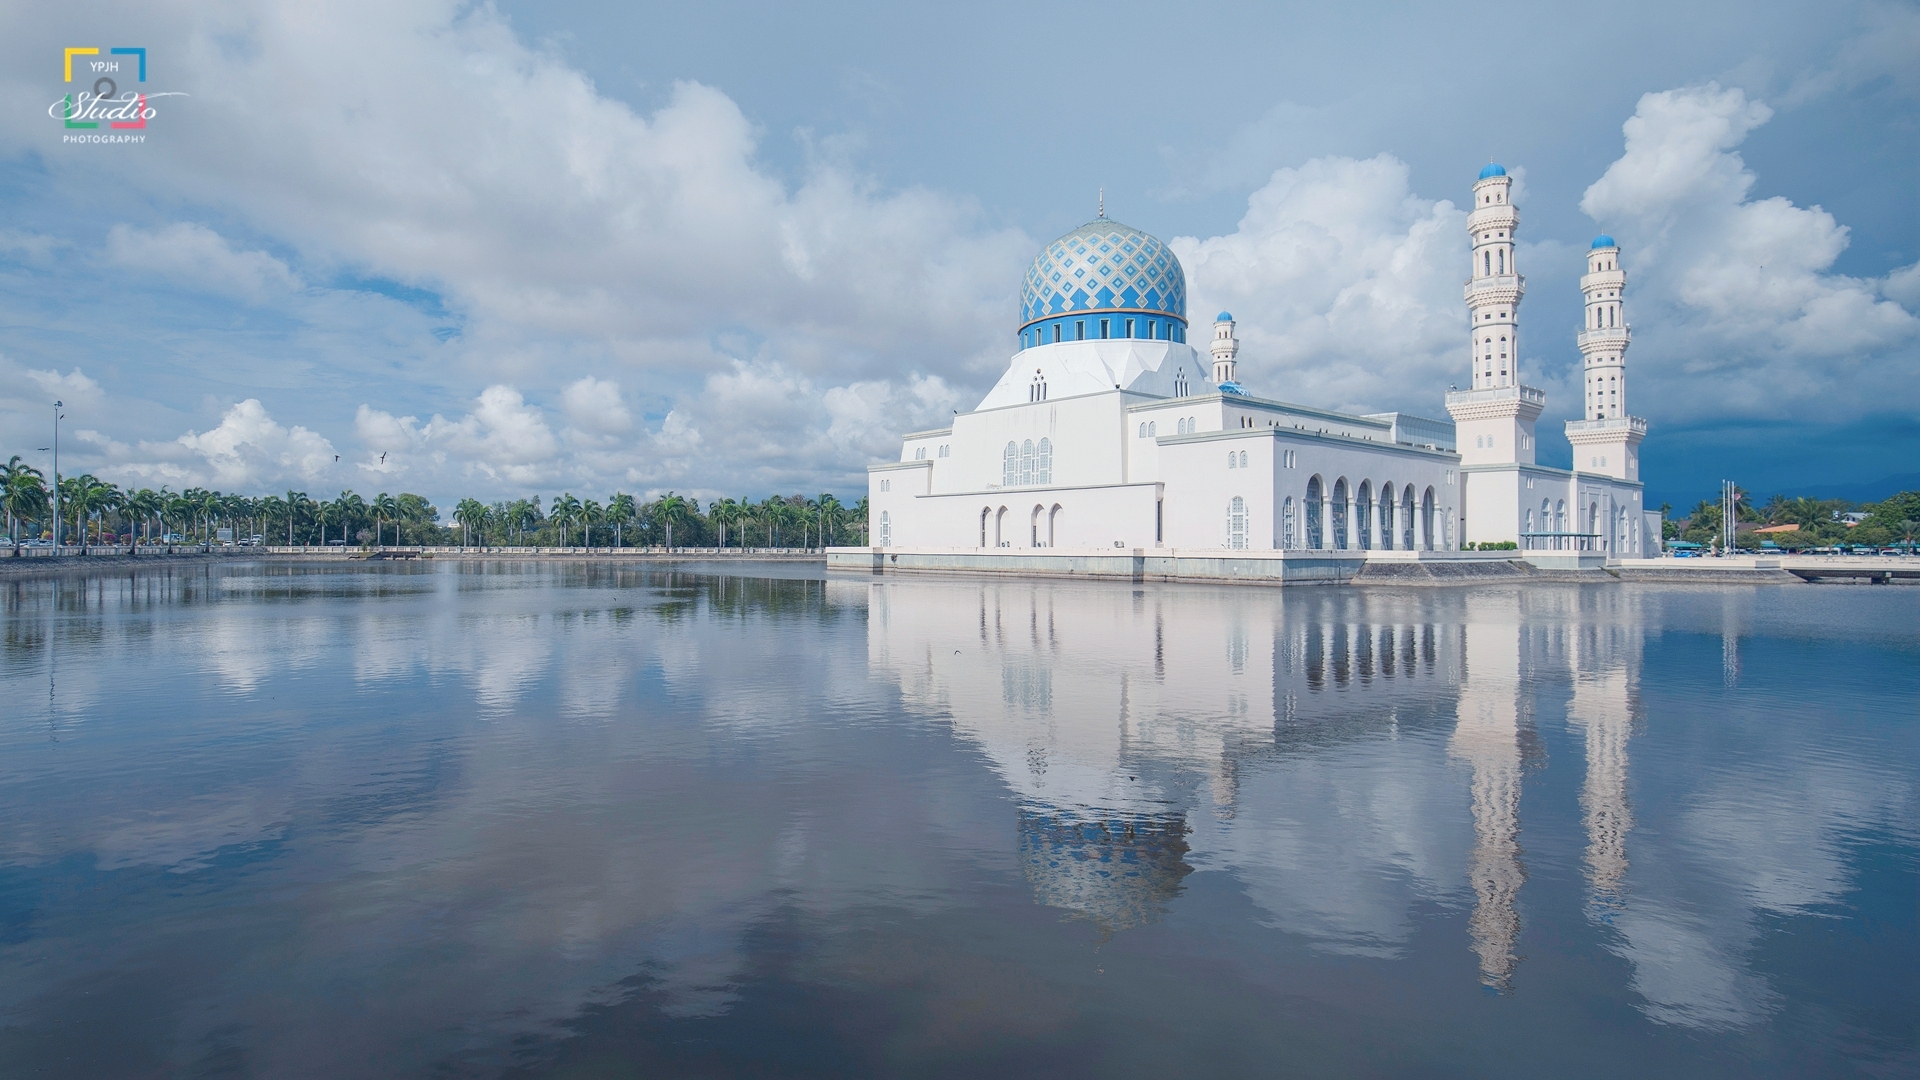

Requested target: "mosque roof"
[
  {"left": 1216, "top": 311, "right": 1233, "bottom": 322},
  {"left": 1478, "top": 163, "right": 1507, "bottom": 179},
  {"left": 1591, "top": 234, "right": 1617, "bottom": 249},
  {"left": 1020, "top": 218, "right": 1187, "bottom": 331}
]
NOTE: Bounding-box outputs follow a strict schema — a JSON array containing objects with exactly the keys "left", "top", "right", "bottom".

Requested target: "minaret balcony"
[
  {"left": 1565, "top": 415, "right": 1647, "bottom": 436},
  {"left": 1463, "top": 274, "right": 1524, "bottom": 302},
  {"left": 1577, "top": 327, "right": 1631, "bottom": 349},
  {"left": 1467, "top": 206, "right": 1519, "bottom": 230}
]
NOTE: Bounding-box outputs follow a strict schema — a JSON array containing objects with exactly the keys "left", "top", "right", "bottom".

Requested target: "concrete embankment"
[
  {"left": 826, "top": 547, "right": 1584, "bottom": 586},
  {"left": 1, "top": 547, "right": 825, "bottom": 581},
  {"left": 829, "top": 548, "right": 1916, "bottom": 587}
]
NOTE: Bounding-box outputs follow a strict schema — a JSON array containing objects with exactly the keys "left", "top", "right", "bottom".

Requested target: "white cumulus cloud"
[
  {"left": 117, "top": 399, "right": 339, "bottom": 490},
  {"left": 1580, "top": 83, "right": 1919, "bottom": 419},
  {"left": 103, "top": 222, "right": 301, "bottom": 302},
  {"left": 1173, "top": 155, "right": 1467, "bottom": 415}
]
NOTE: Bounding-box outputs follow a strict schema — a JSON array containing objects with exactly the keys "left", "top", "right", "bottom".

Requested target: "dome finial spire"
[{"left": 1097, "top": 187, "right": 1104, "bottom": 219}]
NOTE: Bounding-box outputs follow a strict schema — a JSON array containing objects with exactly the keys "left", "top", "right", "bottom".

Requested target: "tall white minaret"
[
  {"left": 1566, "top": 236, "right": 1647, "bottom": 487},
  {"left": 1465, "top": 165, "right": 1524, "bottom": 391},
  {"left": 1210, "top": 312, "right": 1243, "bottom": 393},
  {"left": 1578, "top": 237, "right": 1629, "bottom": 420},
  {"left": 1448, "top": 164, "right": 1544, "bottom": 485}
]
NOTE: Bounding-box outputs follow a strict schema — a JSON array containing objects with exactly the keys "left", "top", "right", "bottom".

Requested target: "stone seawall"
[
  {"left": 1, "top": 549, "right": 824, "bottom": 581},
  {"left": 828, "top": 547, "right": 1552, "bottom": 587}
]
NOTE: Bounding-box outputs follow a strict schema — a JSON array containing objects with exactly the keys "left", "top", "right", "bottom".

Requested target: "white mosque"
[{"left": 865, "top": 166, "right": 1657, "bottom": 561}]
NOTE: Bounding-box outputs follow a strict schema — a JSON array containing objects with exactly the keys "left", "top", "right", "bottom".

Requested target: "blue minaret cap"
[
  {"left": 1216, "top": 311, "right": 1233, "bottom": 322},
  {"left": 1478, "top": 163, "right": 1507, "bottom": 179},
  {"left": 1591, "top": 234, "right": 1616, "bottom": 249}
]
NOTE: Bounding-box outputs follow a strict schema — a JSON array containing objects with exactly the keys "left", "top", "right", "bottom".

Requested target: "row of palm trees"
[
  {"left": 448, "top": 492, "right": 868, "bottom": 549},
  {"left": 2, "top": 458, "right": 442, "bottom": 549},
  {"left": 2, "top": 457, "right": 870, "bottom": 552}
]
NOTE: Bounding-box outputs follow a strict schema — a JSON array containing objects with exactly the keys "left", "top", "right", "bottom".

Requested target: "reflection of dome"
[
  {"left": 1018, "top": 803, "right": 1192, "bottom": 931},
  {"left": 1590, "top": 234, "right": 1616, "bottom": 249},
  {"left": 1019, "top": 218, "right": 1187, "bottom": 334},
  {"left": 1478, "top": 163, "right": 1507, "bottom": 179}
]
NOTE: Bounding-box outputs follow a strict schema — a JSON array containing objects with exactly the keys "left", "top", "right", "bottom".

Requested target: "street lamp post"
[{"left": 51, "top": 401, "right": 63, "bottom": 550}]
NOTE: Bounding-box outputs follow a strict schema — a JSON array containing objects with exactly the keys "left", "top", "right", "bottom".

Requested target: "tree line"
[
  {"left": 2, "top": 458, "right": 869, "bottom": 550},
  {"left": 1664, "top": 488, "right": 1919, "bottom": 550}
]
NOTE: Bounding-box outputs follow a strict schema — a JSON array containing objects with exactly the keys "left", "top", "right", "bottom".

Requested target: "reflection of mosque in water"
[{"left": 863, "top": 578, "right": 1644, "bottom": 984}]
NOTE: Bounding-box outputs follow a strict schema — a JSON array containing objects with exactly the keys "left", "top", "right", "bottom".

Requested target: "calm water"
[{"left": 1, "top": 563, "right": 1914, "bottom": 1079}]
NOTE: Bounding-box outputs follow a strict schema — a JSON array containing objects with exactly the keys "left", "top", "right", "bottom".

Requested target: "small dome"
[
  {"left": 1478, "top": 163, "right": 1507, "bottom": 180},
  {"left": 1216, "top": 311, "right": 1233, "bottom": 322},
  {"left": 1590, "top": 234, "right": 1617, "bottom": 249},
  {"left": 1020, "top": 218, "right": 1187, "bottom": 332}
]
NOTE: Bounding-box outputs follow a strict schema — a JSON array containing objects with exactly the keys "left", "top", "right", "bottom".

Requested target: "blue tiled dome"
[
  {"left": 1216, "top": 311, "right": 1233, "bottom": 322},
  {"left": 1591, "top": 234, "right": 1617, "bottom": 249},
  {"left": 1020, "top": 219, "right": 1187, "bottom": 333},
  {"left": 1478, "top": 163, "right": 1507, "bottom": 180}
]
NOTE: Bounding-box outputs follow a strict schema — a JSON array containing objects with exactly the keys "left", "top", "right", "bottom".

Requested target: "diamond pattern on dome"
[{"left": 1020, "top": 219, "right": 1187, "bottom": 329}]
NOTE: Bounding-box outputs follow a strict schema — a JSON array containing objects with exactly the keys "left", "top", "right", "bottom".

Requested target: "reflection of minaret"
[
  {"left": 1450, "top": 601, "right": 1526, "bottom": 990},
  {"left": 1567, "top": 610, "right": 1642, "bottom": 914}
]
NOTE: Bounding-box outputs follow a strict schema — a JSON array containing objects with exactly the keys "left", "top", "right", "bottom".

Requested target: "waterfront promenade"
[{"left": 6, "top": 544, "right": 1912, "bottom": 585}]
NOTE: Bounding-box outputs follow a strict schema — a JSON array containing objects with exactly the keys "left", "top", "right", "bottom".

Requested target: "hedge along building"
[{"left": 863, "top": 168, "right": 1657, "bottom": 565}]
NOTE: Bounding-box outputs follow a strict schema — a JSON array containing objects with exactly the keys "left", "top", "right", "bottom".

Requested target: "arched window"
[
  {"left": 1030, "top": 504, "right": 1044, "bottom": 547},
  {"left": 1148, "top": 421, "right": 1156, "bottom": 437},
  {"left": 1048, "top": 504, "right": 1061, "bottom": 547},
  {"left": 979, "top": 507, "right": 989, "bottom": 548},
  {"left": 1483, "top": 251, "right": 1491, "bottom": 275},
  {"left": 1002, "top": 442, "right": 1018, "bottom": 487},
  {"left": 1332, "top": 478, "right": 1350, "bottom": 550},
  {"left": 1020, "top": 440, "right": 1035, "bottom": 486},
  {"left": 1239, "top": 450, "right": 1248, "bottom": 468},
  {"left": 1402, "top": 487, "right": 1416, "bottom": 550},
  {"left": 1356, "top": 481, "right": 1372, "bottom": 550},
  {"left": 1228, "top": 450, "right": 1237, "bottom": 469},
  {"left": 1497, "top": 249, "right": 1505, "bottom": 274},
  {"left": 1379, "top": 484, "right": 1395, "bottom": 550},
  {"left": 1037, "top": 438, "right": 1052, "bottom": 484},
  {"left": 1282, "top": 497, "right": 1296, "bottom": 550},
  {"left": 1421, "top": 488, "right": 1436, "bottom": 551},
  {"left": 878, "top": 510, "right": 891, "bottom": 547},
  {"left": 1306, "top": 476, "right": 1324, "bottom": 550},
  {"left": 995, "top": 505, "right": 1007, "bottom": 547},
  {"left": 1227, "top": 496, "right": 1248, "bottom": 550},
  {"left": 1138, "top": 422, "right": 1147, "bottom": 438}
]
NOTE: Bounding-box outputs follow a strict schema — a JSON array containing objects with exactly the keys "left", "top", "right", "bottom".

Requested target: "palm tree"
[
  {"left": 816, "top": 493, "right": 842, "bottom": 549},
  {"left": 506, "top": 498, "right": 540, "bottom": 545},
  {"left": 581, "top": 499, "right": 604, "bottom": 548},
  {"left": 336, "top": 491, "right": 368, "bottom": 544},
  {"left": 454, "top": 498, "right": 488, "bottom": 547},
  {"left": 707, "top": 497, "right": 739, "bottom": 550},
  {"left": 851, "top": 496, "right": 869, "bottom": 545},
  {"left": 373, "top": 492, "right": 399, "bottom": 547},
  {"left": 655, "top": 492, "right": 695, "bottom": 550},
  {"left": 606, "top": 492, "right": 636, "bottom": 548},
  {"left": 551, "top": 493, "right": 581, "bottom": 546},
  {"left": 3, "top": 458, "right": 47, "bottom": 551},
  {"left": 282, "top": 490, "right": 308, "bottom": 545}
]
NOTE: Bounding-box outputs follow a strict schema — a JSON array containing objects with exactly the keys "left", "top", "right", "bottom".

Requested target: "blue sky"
[{"left": 1, "top": 0, "right": 1915, "bottom": 513}]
